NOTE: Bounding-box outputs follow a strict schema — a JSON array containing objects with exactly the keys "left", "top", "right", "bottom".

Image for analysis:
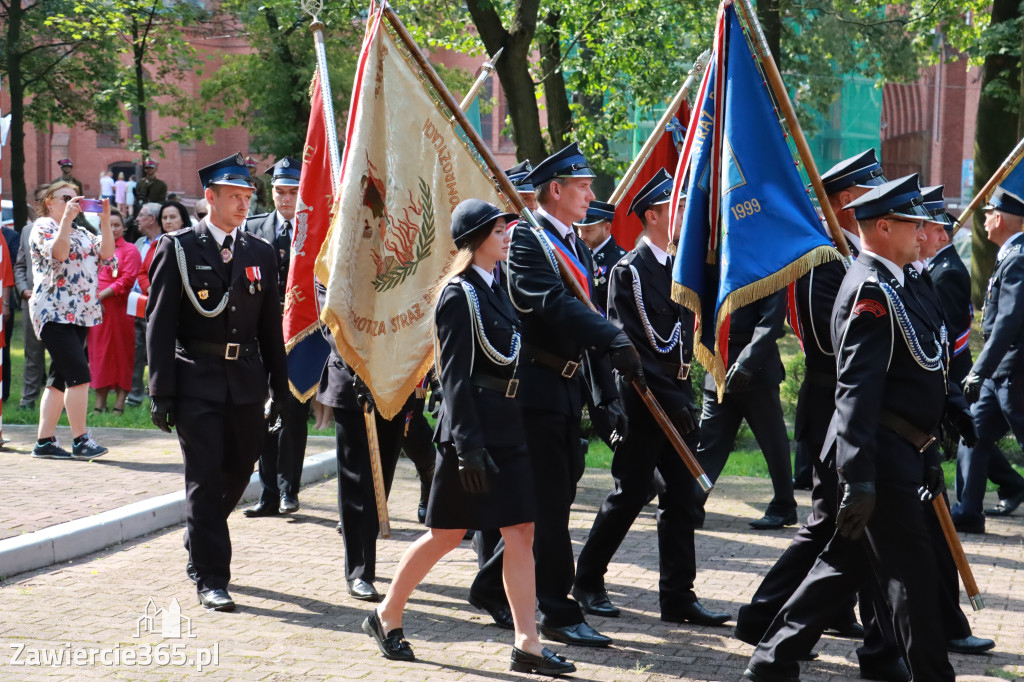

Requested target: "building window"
[{"left": 96, "top": 123, "right": 121, "bottom": 148}]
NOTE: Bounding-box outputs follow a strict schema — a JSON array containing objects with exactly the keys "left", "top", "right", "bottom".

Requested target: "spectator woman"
[
  {"left": 114, "top": 172, "right": 128, "bottom": 216},
  {"left": 158, "top": 200, "right": 193, "bottom": 233},
  {"left": 88, "top": 209, "right": 141, "bottom": 415},
  {"left": 29, "top": 182, "right": 115, "bottom": 460},
  {"left": 362, "top": 199, "right": 573, "bottom": 677},
  {"left": 99, "top": 171, "right": 115, "bottom": 204},
  {"left": 125, "top": 175, "right": 137, "bottom": 216}
]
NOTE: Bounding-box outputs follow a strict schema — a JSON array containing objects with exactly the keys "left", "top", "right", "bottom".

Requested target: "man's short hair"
[
  {"left": 535, "top": 177, "right": 569, "bottom": 204},
  {"left": 139, "top": 202, "right": 162, "bottom": 219}
]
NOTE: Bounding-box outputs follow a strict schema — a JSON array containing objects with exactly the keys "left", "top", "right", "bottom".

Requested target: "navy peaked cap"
[
  {"left": 821, "top": 149, "right": 887, "bottom": 195},
  {"left": 523, "top": 142, "right": 595, "bottom": 187}
]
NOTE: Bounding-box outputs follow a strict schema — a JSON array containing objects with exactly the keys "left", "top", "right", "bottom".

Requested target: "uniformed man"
[
  {"left": 505, "top": 160, "right": 537, "bottom": 211},
  {"left": 135, "top": 159, "right": 168, "bottom": 213},
  {"left": 242, "top": 157, "right": 310, "bottom": 518},
  {"left": 468, "top": 142, "right": 644, "bottom": 648},
  {"left": 575, "top": 200, "right": 624, "bottom": 314},
  {"left": 736, "top": 150, "right": 887, "bottom": 647},
  {"left": 245, "top": 156, "right": 271, "bottom": 215},
  {"left": 953, "top": 187, "right": 1024, "bottom": 533},
  {"left": 52, "top": 158, "right": 84, "bottom": 196},
  {"left": 746, "top": 175, "right": 956, "bottom": 682},
  {"left": 146, "top": 153, "right": 288, "bottom": 612},
  {"left": 572, "top": 169, "right": 729, "bottom": 627}
]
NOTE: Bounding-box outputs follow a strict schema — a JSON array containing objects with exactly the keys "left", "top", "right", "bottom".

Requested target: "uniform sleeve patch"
[{"left": 853, "top": 299, "right": 886, "bottom": 317}]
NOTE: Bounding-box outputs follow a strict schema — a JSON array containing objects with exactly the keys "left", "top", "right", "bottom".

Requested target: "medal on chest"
[
  {"left": 245, "top": 266, "right": 262, "bottom": 294},
  {"left": 221, "top": 245, "right": 233, "bottom": 263}
]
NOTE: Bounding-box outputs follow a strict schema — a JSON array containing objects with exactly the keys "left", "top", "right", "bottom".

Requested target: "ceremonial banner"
[
  {"left": 316, "top": 3, "right": 507, "bottom": 419},
  {"left": 670, "top": 2, "right": 837, "bottom": 395},
  {"left": 610, "top": 101, "right": 690, "bottom": 251},
  {"left": 1000, "top": 155, "right": 1024, "bottom": 198},
  {"left": 284, "top": 70, "right": 334, "bottom": 400}
]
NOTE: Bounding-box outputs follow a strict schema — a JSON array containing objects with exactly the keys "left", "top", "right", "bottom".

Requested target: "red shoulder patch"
[{"left": 853, "top": 299, "right": 886, "bottom": 318}]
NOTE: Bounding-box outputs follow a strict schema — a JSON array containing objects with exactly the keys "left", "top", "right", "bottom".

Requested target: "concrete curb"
[{"left": 0, "top": 449, "right": 337, "bottom": 580}]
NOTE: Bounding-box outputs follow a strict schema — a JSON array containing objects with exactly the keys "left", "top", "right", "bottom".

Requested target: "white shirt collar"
[
  {"left": 591, "top": 235, "right": 612, "bottom": 254},
  {"left": 471, "top": 264, "right": 494, "bottom": 287},
  {"left": 934, "top": 243, "right": 955, "bottom": 258},
  {"left": 206, "top": 219, "right": 238, "bottom": 248},
  {"left": 863, "top": 249, "right": 905, "bottom": 286},
  {"left": 910, "top": 260, "right": 925, "bottom": 273},
  {"left": 997, "top": 231, "right": 1023, "bottom": 261},
  {"left": 275, "top": 211, "right": 292, "bottom": 237},
  {"left": 536, "top": 206, "right": 573, "bottom": 241},
  {"left": 842, "top": 227, "right": 861, "bottom": 254},
  {"left": 642, "top": 235, "right": 669, "bottom": 265}
]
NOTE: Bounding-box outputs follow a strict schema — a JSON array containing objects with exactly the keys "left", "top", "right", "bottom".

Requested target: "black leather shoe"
[
  {"left": 571, "top": 587, "right": 621, "bottom": 617},
  {"left": 539, "top": 621, "right": 612, "bottom": 648},
  {"left": 362, "top": 609, "right": 414, "bottom": 661},
  {"left": 985, "top": 489, "right": 1024, "bottom": 516},
  {"left": 744, "top": 663, "right": 800, "bottom": 682},
  {"left": 510, "top": 646, "right": 576, "bottom": 676},
  {"left": 859, "top": 658, "right": 910, "bottom": 681},
  {"left": 347, "top": 579, "right": 380, "bottom": 602},
  {"left": 185, "top": 561, "right": 198, "bottom": 584},
  {"left": 197, "top": 588, "right": 235, "bottom": 612},
  {"left": 951, "top": 515, "right": 985, "bottom": 534},
  {"left": 279, "top": 495, "right": 299, "bottom": 514},
  {"left": 825, "top": 620, "right": 865, "bottom": 638},
  {"left": 417, "top": 503, "right": 427, "bottom": 524},
  {"left": 749, "top": 512, "right": 798, "bottom": 530},
  {"left": 662, "top": 600, "right": 731, "bottom": 626},
  {"left": 243, "top": 501, "right": 280, "bottom": 518},
  {"left": 468, "top": 594, "right": 514, "bottom": 629},
  {"left": 947, "top": 635, "right": 995, "bottom": 654}
]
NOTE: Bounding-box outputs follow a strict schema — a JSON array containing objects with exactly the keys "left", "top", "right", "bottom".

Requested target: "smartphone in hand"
[{"left": 79, "top": 199, "right": 104, "bottom": 212}]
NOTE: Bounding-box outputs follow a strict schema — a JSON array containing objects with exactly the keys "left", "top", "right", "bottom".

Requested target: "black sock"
[
  {"left": 73, "top": 435, "right": 88, "bottom": 446},
  {"left": 37, "top": 437, "right": 55, "bottom": 446}
]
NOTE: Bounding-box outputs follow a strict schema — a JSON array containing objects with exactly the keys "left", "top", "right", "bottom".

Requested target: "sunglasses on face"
[{"left": 60, "top": 195, "right": 73, "bottom": 202}]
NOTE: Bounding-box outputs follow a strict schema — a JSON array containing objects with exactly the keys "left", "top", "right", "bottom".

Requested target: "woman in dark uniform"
[{"left": 362, "top": 199, "right": 574, "bottom": 676}]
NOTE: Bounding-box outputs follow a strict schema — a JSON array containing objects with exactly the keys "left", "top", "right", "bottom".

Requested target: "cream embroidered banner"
[{"left": 315, "top": 7, "right": 506, "bottom": 419}]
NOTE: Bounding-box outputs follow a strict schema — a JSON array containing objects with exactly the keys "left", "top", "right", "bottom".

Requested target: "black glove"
[
  {"left": 671, "top": 404, "right": 698, "bottom": 436},
  {"left": 427, "top": 387, "right": 444, "bottom": 418},
  {"left": 724, "top": 362, "right": 753, "bottom": 393},
  {"left": 151, "top": 398, "right": 175, "bottom": 433},
  {"left": 918, "top": 464, "right": 945, "bottom": 502},
  {"left": 608, "top": 331, "right": 646, "bottom": 390},
  {"left": 603, "top": 398, "right": 629, "bottom": 447},
  {"left": 353, "top": 375, "right": 375, "bottom": 411},
  {"left": 962, "top": 372, "right": 984, "bottom": 404},
  {"left": 943, "top": 404, "right": 978, "bottom": 449},
  {"left": 835, "top": 481, "right": 876, "bottom": 541},
  {"left": 457, "top": 447, "right": 499, "bottom": 495}
]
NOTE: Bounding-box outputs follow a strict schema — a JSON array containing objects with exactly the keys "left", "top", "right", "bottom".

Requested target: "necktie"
[
  {"left": 220, "top": 234, "right": 233, "bottom": 264},
  {"left": 283, "top": 220, "right": 292, "bottom": 240},
  {"left": 562, "top": 231, "right": 577, "bottom": 257},
  {"left": 492, "top": 278, "right": 502, "bottom": 296}
]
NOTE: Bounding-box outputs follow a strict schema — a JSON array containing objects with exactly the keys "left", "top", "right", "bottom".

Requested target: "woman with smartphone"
[{"left": 29, "top": 182, "right": 116, "bottom": 461}]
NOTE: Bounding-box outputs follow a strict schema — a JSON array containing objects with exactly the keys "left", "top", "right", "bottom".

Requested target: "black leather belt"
[
  {"left": 805, "top": 369, "right": 837, "bottom": 388},
  {"left": 880, "top": 410, "right": 936, "bottom": 453},
  {"left": 181, "top": 340, "right": 259, "bottom": 361},
  {"left": 523, "top": 344, "right": 581, "bottom": 379},
  {"left": 472, "top": 373, "right": 519, "bottom": 398},
  {"left": 659, "top": 358, "right": 691, "bottom": 380}
]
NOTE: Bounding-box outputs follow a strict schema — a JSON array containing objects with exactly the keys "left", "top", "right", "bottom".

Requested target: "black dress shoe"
[
  {"left": 347, "top": 579, "right": 380, "bottom": 602},
  {"left": 185, "top": 561, "right": 198, "bottom": 584},
  {"left": 362, "top": 609, "right": 415, "bottom": 661},
  {"left": 510, "top": 646, "right": 576, "bottom": 676},
  {"left": 571, "top": 587, "right": 621, "bottom": 617},
  {"left": 749, "top": 512, "right": 798, "bottom": 530},
  {"left": 825, "top": 620, "right": 865, "bottom": 638},
  {"left": 197, "top": 588, "right": 235, "bottom": 612},
  {"left": 662, "top": 600, "right": 731, "bottom": 626},
  {"left": 417, "top": 504, "right": 427, "bottom": 524},
  {"left": 859, "top": 657, "right": 910, "bottom": 682},
  {"left": 539, "top": 621, "right": 612, "bottom": 648},
  {"left": 744, "top": 663, "right": 800, "bottom": 682},
  {"left": 468, "top": 594, "right": 514, "bottom": 629},
  {"left": 242, "top": 501, "right": 280, "bottom": 518},
  {"left": 951, "top": 515, "right": 985, "bottom": 534},
  {"left": 279, "top": 495, "right": 299, "bottom": 514},
  {"left": 947, "top": 635, "right": 995, "bottom": 654},
  {"left": 985, "top": 489, "right": 1024, "bottom": 516}
]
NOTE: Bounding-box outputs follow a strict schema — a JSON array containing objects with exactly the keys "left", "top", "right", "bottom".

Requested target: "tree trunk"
[
  {"left": 133, "top": 16, "right": 150, "bottom": 163},
  {"left": 539, "top": 11, "right": 572, "bottom": 152},
  {"left": 6, "top": 0, "right": 30, "bottom": 230},
  {"left": 579, "top": 43, "right": 613, "bottom": 198},
  {"left": 263, "top": 7, "right": 309, "bottom": 132},
  {"left": 971, "top": 0, "right": 1022, "bottom": 306},
  {"left": 758, "top": 0, "right": 782, "bottom": 71}
]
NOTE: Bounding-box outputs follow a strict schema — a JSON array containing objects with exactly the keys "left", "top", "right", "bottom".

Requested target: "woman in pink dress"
[
  {"left": 114, "top": 173, "right": 128, "bottom": 215},
  {"left": 89, "top": 209, "right": 141, "bottom": 414}
]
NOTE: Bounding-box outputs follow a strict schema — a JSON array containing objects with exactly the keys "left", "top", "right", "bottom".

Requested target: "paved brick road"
[{"left": 1, "top": 452, "right": 1021, "bottom": 681}]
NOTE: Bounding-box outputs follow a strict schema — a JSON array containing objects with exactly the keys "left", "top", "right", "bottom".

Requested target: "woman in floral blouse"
[{"left": 29, "top": 181, "right": 116, "bottom": 461}]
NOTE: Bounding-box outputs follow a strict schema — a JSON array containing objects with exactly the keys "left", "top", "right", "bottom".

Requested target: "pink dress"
[{"left": 88, "top": 237, "right": 141, "bottom": 390}]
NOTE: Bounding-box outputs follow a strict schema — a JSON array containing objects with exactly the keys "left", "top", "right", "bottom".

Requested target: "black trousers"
[
  {"left": 258, "top": 392, "right": 310, "bottom": 503},
  {"left": 178, "top": 398, "right": 263, "bottom": 592},
  {"left": 471, "top": 408, "right": 586, "bottom": 627},
  {"left": 333, "top": 407, "right": 403, "bottom": 583},
  {"left": 696, "top": 384, "right": 796, "bottom": 519},
  {"left": 750, "top": 481, "right": 955, "bottom": 682},
  {"left": 575, "top": 387, "right": 702, "bottom": 613}
]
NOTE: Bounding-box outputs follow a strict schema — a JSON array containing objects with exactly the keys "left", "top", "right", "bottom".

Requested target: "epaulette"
[
  {"left": 247, "top": 232, "right": 271, "bottom": 245},
  {"left": 618, "top": 257, "right": 629, "bottom": 266},
  {"left": 167, "top": 227, "right": 192, "bottom": 238},
  {"left": 247, "top": 212, "right": 271, "bottom": 221}
]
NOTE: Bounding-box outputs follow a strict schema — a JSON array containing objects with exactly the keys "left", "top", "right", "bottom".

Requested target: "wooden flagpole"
[
  {"left": 953, "top": 136, "right": 1024, "bottom": 236},
  {"left": 383, "top": 5, "right": 711, "bottom": 493}
]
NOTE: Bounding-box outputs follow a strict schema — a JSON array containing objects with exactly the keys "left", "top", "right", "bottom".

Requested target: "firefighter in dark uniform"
[
  {"left": 745, "top": 175, "right": 957, "bottom": 682},
  {"left": 505, "top": 160, "right": 538, "bottom": 212},
  {"left": 736, "top": 150, "right": 889, "bottom": 649},
  {"left": 572, "top": 169, "right": 730, "bottom": 627},
  {"left": 146, "top": 153, "right": 288, "bottom": 612},
  {"left": 242, "top": 157, "right": 310, "bottom": 517},
  {"left": 575, "top": 201, "right": 625, "bottom": 313},
  {"left": 953, "top": 187, "right": 1024, "bottom": 532},
  {"left": 468, "top": 142, "right": 645, "bottom": 648}
]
